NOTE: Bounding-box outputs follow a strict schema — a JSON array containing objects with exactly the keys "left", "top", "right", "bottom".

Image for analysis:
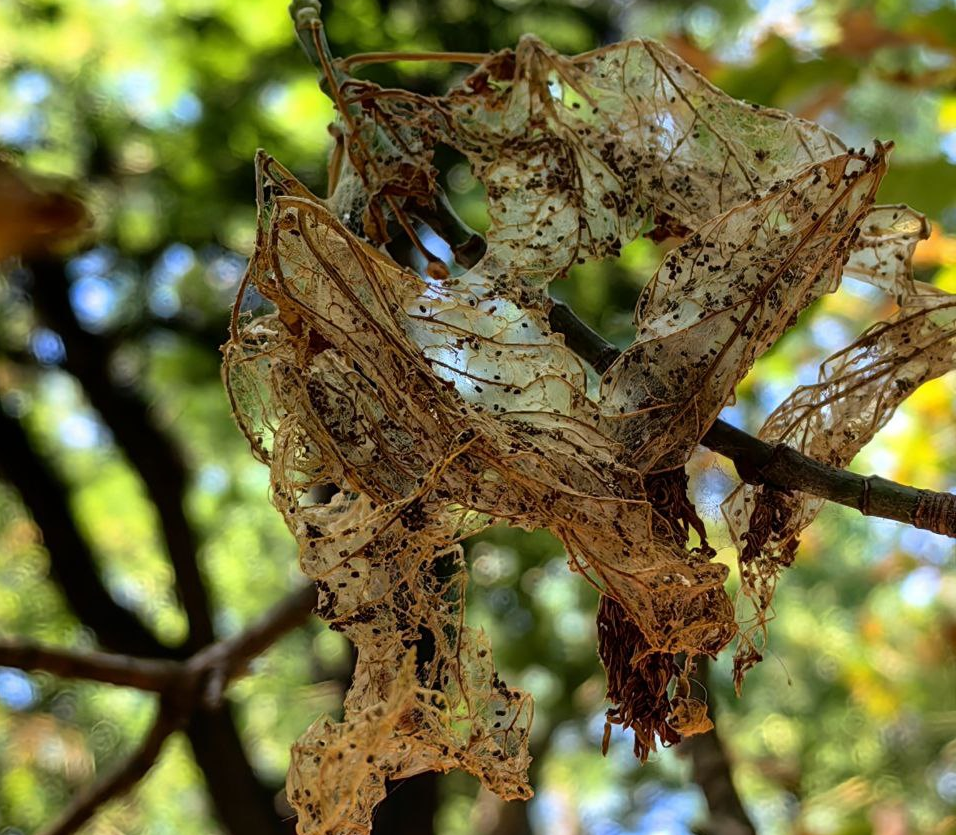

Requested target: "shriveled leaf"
[
  {"left": 723, "top": 279, "right": 956, "bottom": 686},
  {"left": 224, "top": 152, "right": 738, "bottom": 821},
  {"left": 602, "top": 147, "right": 889, "bottom": 471},
  {"left": 0, "top": 161, "right": 88, "bottom": 257},
  {"left": 224, "top": 13, "right": 956, "bottom": 830},
  {"left": 323, "top": 31, "right": 847, "bottom": 290},
  {"left": 445, "top": 36, "right": 845, "bottom": 280}
]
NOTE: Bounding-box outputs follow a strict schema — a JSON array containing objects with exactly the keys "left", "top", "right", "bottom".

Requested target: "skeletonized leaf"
[
  {"left": 224, "top": 15, "right": 955, "bottom": 828},
  {"left": 224, "top": 155, "right": 739, "bottom": 825},
  {"left": 723, "top": 278, "right": 956, "bottom": 685},
  {"left": 444, "top": 36, "right": 847, "bottom": 282},
  {"left": 601, "top": 147, "right": 888, "bottom": 471}
]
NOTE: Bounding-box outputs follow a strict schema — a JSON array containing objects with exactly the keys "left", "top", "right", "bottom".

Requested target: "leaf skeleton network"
[{"left": 220, "top": 2, "right": 956, "bottom": 832}]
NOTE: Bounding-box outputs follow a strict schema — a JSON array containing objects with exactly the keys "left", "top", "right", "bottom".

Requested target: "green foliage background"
[{"left": 1, "top": 1, "right": 955, "bottom": 833}]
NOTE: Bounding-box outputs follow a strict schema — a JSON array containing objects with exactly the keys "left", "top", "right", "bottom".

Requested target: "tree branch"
[
  {"left": 180, "top": 585, "right": 315, "bottom": 835},
  {"left": 548, "top": 300, "right": 956, "bottom": 537},
  {"left": 0, "top": 406, "right": 179, "bottom": 659},
  {"left": 0, "top": 642, "right": 177, "bottom": 691},
  {"left": 180, "top": 588, "right": 314, "bottom": 835},
  {"left": 0, "top": 585, "right": 315, "bottom": 699},
  {"left": 0, "top": 396, "right": 299, "bottom": 834},
  {"left": 7, "top": 255, "right": 309, "bottom": 835},
  {"left": 681, "top": 658, "right": 755, "bottom": 835},
  {"left": 0, "top": 584, "right": 314, "bottom": 835},
  {"left": 37, "top": 704, "right": 182, "bottom": 835},
  {"left": 28, "top": 256, "right": 216, "bottom": 650}
]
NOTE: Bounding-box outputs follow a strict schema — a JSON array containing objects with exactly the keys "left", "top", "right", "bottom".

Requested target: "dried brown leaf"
[
  {"left": 723, "top": 230, "right": 956, "bottom": 687},
  {"left": 222, "top": 18, "right": 956, "bottom": 830}
]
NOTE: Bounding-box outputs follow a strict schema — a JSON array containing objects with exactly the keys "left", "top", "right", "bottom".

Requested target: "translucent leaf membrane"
[
  {"left": 223, "top": 21, "right": 955, "bottom": 830},
  {"left": 404, "top": 268, "right": 589, "bottom": 416},
  {"left": 289, "top": 496, "right": 534, "bottom": 835},
  {"left": 336, "top": 36, "right": 846, "bottom": 291},
  {"left": 722, "top": 250, "right": 956, "bottom": 688},
  {"left": 843, "top": 204, "right": 929, "bottom": 294},
  {"left": 446, "top": 36, "right": 845, "bottom": 283},
  {"left": 602, "top": 148, "right": 888, "bottom": 472},
  {"left": 224, "top": 155, "right": 740, "bottom": 829}
]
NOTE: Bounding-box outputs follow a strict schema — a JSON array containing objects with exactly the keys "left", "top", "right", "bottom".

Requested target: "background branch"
[
  {"left": 681, "top": 659, "right": 756, "bottom": 835},
  {"left": 28, "top": 256, "right": 216, "bottom": 649},
  {"left": 0, "top": 585, "right": 315, "bottom": 697},
  {"left": 0, "top": 584, "right": 315, "bottom": 834},
  {"left": 0, "top": 406, "right": 180, "bottom": 659},
  {"left": 188, "top": 584, "right": 316, "bottom": 708},
  {"left": 37, "top": 705, "right": 181, "bottom": 835},
  {"left": 0, "top": 642, "right": 177, "bottom": 691},
  {"left": 13, "top": 254, "right": 299, "bottom": 835},
  {"left": 1, "top": 332, "right": 300, "bottom": 835}
]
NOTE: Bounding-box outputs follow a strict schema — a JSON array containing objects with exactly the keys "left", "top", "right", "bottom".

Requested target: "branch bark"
[
  {"left": 0, "top": 585, "right": 315, "bottom": 698},
  {"left": 186, "top": 583, "right": 317, "bottom": 709},
  {"left": 28, "top": 256, "right": 216, "bottom": 649},
  {"left": 548, "top": 300, "right": 956, "bottom": 537}
]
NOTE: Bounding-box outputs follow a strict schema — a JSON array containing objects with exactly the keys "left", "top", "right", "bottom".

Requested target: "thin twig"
[
  {"left": 290, "top": 2, "right": 446, "bottom": 272},
  {"left": 548, "top": 300, "right": 956, "bottom": 537}
]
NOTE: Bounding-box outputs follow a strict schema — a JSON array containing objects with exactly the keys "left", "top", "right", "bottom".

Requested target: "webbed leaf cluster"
[{"left": 222, "top": 16, "right": 953, "bottom": 832}]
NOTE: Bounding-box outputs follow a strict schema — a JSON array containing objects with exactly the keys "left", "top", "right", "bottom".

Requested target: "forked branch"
[{"left": 0, "top": 584, "right": 316, "bottom": 834}]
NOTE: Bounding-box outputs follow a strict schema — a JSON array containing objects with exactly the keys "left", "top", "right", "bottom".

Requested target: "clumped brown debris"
[{"left": 222, "top": 7, "right": 955, "bottom": 831}]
